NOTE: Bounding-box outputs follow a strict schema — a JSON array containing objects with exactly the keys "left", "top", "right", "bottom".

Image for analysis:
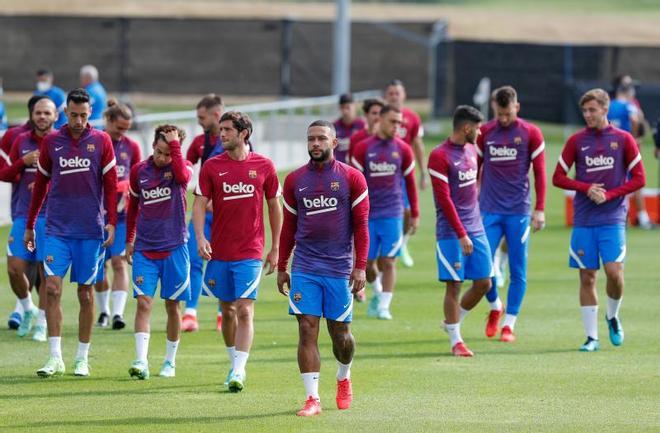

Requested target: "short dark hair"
[
  {"left": 36, "top": 69, "right": 53, "bottom": 77},
  {"left": 220, "top": 111, "right": 253, "bottom": 140},
  {"left": 386, "top": 78, "right": 404, "bottom": 89},
  {"left": 197, "top": 93, "right": 223, "bottom": 110},
  {"left": 308, "top": 120, "right": 336, "bottom": 136},
  {"left": 492, "top": 86, "right": 518, "bottom": 108},
  {"left": 379, "top": 104, "right": 401, "bottom": 117},
  {"left": 362, "top": 98, "right": 385, "bottom": 114},
  {"left": 339, "top": 93, "right": 354, "bottom": 105},
  {"left": 452, "top": 105, "right": 484, "bottom": 130},
  {"left": 154, "top": 124, "right": 186, "bottom": 145},
  {"left": 27, "top": 95, "right": 52, "bottom": 115},
  {"left": 67, "top": 88, "right": 90, "bottom": 105}
]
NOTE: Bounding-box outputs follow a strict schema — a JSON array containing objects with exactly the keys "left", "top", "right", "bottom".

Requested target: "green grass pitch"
[{"left": 0, "top": 121, "right": 658, "bottom": 433}]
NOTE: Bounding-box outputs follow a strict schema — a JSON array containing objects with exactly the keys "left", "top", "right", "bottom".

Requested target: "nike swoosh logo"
[
  {"left": 298, "top": 187, "right": 308, "bottom": 192},
  {"left": 22, "top": 150, "right": 29, "bottom": 154},
  {"left": 581, "top": 146, "right": 590, "bottom": 151},
  {"left": 219, "top": 172, "right": 229, "bottom": 176},
  {"left": 140, "top": 179, "right": 148, "bottom": 183},
  {"left": 486, "top": 141, "right": 495, "bottom": 145},
  {"left": 453, "top": 161, "right": 461, "bottom": 166},
  {"left": 368, "top": 153, "right": 377, "bottom": 157},
  {"left": 55, "top": 146, "right": 63, "bottom": 151}
]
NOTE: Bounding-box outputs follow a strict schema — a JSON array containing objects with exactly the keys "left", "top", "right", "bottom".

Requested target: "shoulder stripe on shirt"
[
  {"left": 558, "top": 155, "right": 570, "bottom": 173},
  {"left": 283, "top": 199, "right": 297, "bottom": 215},
  {"left": 0, "top": 149, "right": 10, "bottom": 166},
  {"left": 351, "top": 189, "right": 368, "bottom": 209},
  {"left": 531, "top": 141, "right": 545, "bottom": 160},
  {"left": 129, "top": 186, "right": 139, "bottom": 198},
  {"left": 403, "top": 161, "right": 415, "bottom": 176},
  {"left": 428, "top": 168, "right": 448, "bottom": 183},
  {"left": 351, "top": 156, "right": 364, "bottom": 172},
  {"left": 186, "top": 166, "right": 194, "bottom": 174},
  {"left": 102, "top": 158, "right": 117, "bottom": 175},
  {"left": 37, "top": 160, "right": 51, "bottom": 177},
  {"left": 627, "top": 153, "right": 641, "bottom": 171},
  {"left": 475, "top": 146, "right": 483, "bottom": 157}
]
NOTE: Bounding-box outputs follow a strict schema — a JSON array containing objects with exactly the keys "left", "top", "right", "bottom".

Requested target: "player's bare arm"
[
  {"left": 264, "top": 197, "right": 283, "bottom": 275},
  {"left": 192, "top": 195, "right": 212, "bottom": 260},
  {"left": 412, "top": 135, "right": 427, "bottom": 190},
  {"left": 459, "top": 235, "right": 473, "bottom": 256},
  {"left": 532, "top": 210, "right": 546, "bottom": 232},
  {"left": 124, "top": 242, "right": 134, "bottom": 265},
  {"left": 349, "top": 268, "right": 366, "bottom": 294},
  {"left": 277, "top": 271, "right": 291, "bottom": 296},
  {"left": 102, "top": 223, "right": 115, "bottom": 248}
]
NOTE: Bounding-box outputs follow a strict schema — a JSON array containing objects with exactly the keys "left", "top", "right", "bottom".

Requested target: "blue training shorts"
[
  {"left": 132, "top": 244, "right": 191, "bottom": 300},
  {"left": 44, "top": 235, "right": 103, "bottom": 285},
  {"left": 7, "top": 217, "right": 47, "bottom": 262},
  {"left": 435, "top": 233, "right": 493, "bottom": 282},
  {"left": 569, "top": 225, "right": 626, "bottom": 270},
  {"left": 202, "top": 259, "right": 262, "bottom": 302},
  {"left": 368, "top": 217, "right": 403, "bottom": 260},
  {"left": 289, "top": 271, "right": 353, "bottom": 322}
]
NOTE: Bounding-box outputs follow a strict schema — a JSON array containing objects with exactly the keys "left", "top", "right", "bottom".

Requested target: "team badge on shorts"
[
  {"left": 392, "top": 151, "right": 399, "bottom": 159},
  {"left": 135, "top": 276, "right": 144, "bottom": 285},
  {"left": 293, "top": 292, "right": 302, "bottom": 302},
  {"left": 87, "top": 143, "right": 95, "bottom": 152},
  {"left": 578, "top": 249, "right": 585, "bottom": 257},
  {"left": 331, "top": 181, "right": 340, "bottom": 191},
  {"left": 514, "top": 136, "right": 522, "bottom": 145},
  {"left": 208, "top": 279, "right": 216, "bottom": 288},
  {"left": 46, "top": 255, "right": 54, "bottom": 263},
  {"left": 163, "top": 171, "right": 173, "bottom": 180},
  {"left": 610, "top": 141, "right": 619, "bottom": 150},
  {"left": 120, "top": 151, "right": 128, "bottom": 160},
  {"left": 454, "top": 262, "right": 461, "bottom": 270},
  {"left": 249, "top": 170, "right": 257, "bottom": 179}
]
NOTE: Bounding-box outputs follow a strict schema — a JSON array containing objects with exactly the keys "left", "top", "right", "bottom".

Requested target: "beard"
[{"left": 308, "top": 148, "right": 332, "bottom": 163}]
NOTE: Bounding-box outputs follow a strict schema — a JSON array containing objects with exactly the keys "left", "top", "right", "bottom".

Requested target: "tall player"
[
  {"left": 351, "top": 105, "right": 419, "bottom": 320},
  {"left": 95, "top": 100, "right": 141, "bottom": 330},
  {"left": 333, "top": 93, "right": 366, "bottom": 164},
  {"left": 25, "top": 88, "right": 118, "bottom": 377},
  {"left": 477, "top": 86, "right": 546, "bottom": 342},
  {"left": 0, "top": 97, "right": 57, "bottom": 342},
  {"left": 384, "top": 79, "right": 427, "bottom": 267},
  {"left": 277, "top": 120, "right": 369, "bottom": 417},
  {"left": 552, "top": 89, "right": 646, "bottom": 352},
  {"left": 125, "top": 125, "right": 192, "bottom": 379},
  {"left": 182, "top": 94, "right": 225, "bottom": 333},
  {"left": 428, "top": 105, "right": 492, "bottom": 357},
  {"left": 1, "top": 96, "right": 46, "bottom": 330},
  {"left": 194, "top": 111, "right": 282, "bottom": 392}
]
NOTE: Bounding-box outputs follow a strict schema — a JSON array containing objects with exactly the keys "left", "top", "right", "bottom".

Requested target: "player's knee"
[
  {"left": 604, "top": 266, "right": 624, "bottom": 286},
  {"left": 579, "top": 271, "right": 597, "bottom": 289},
  {"left": 45, "top": 281, "right": 61, "bottom": 299},
  {"left": 381, "top": 258, "right": 396, "bottom": 271},
  {"left": 111, "top": 257, "right": 126, "bottom": 273},
  {"left": 236, "top": 304, "right": 253, "bottom": 323},
  {"left": 164, "top": 300, "right": 179, "bottom": 315},
  {"left": 332, "top": 329, "right": 353, "bottom": 350},
  {"left": 77, "top": 286, "right": 94, "bottom": 305},
  {"left": 136, "top": 297, "right": 152, "bottom": 313}
]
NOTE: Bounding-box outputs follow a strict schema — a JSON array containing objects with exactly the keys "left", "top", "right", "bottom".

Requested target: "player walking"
[
  {"left": 428, "top": 105, "right": 492, "bottom": 357},
  {"left": 477, "top": 86, "right": 546, "bottom": 342},
  {"left": 25, "top": 88, "right": 118, "bottom": 377},
  {"left": 552, "top": 89, "right": 646, "bottom": 352},
  {"left": 333, "top": 93, "right": 366, "bottom": 164},
  {"left": 277, "top": 120, "right": 369, "bottom": 416},
  {"left": 351, "top": 105, "right": 419, "bottom": 320},
  {"left": 193, "top": 111, "right": 282, "bottom": 392},
  {"left": 125, "top": 125, "right": 192, "bottom": 379}
]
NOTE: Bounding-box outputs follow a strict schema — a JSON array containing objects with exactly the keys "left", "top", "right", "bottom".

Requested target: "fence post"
[{"left": 280, "top": 18, "right": 293, "bottom": 97}]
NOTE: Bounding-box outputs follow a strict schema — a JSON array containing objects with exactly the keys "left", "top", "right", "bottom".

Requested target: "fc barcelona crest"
[
  {"left": 330, "top": 181, "right": 340, "bottom": 191},
  {"left": 208, "top": 279, "right": 216, "bottom": 288},
  {"left": 514, "top": 137, "right": 522, "bottom": 145},
  {"left": 120, "top": 151, "right": 128, "bottom": 160},
  {"left": 453, "top": 262, "right": 461, "bottom": 270},
  {"left": 610, "top": 142, "right": 619, "bottom": 150},
  {"left": 392, "top": 151, "right": 400, "bottom": 159},
  {"left": 136, "top": 276, "right": 144, "bottom": 285},
  {"left": 249, "top": 170, "right": 257, "bottom": 179},
  {"left": 163, "top": 171, "right": 173, "bottom": 180},
  {"left": 293, "top": 292, "right": 302, "bottom": 302},
  {"left": 87, "top": 143, "right": 95, "bottom": 152}
]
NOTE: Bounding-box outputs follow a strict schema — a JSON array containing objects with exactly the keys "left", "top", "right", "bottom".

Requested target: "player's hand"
[
  {"left": 419, "top": 171, "right": 428, "bottom": 191},
  {"left": 459, "top": 235, "right": 473, "bottom": 256},
  {"left": 28, "top": 182, "right": 35, "bottom": 192},
  {"left": 22, "top": 150, "right": 39, "bottom": 166},
  {"left": 587, "top": 183, "right": 606, "bottom": 205},
  {"left": 409, "top": 216, "right": 420, "bottom": 235},
  {"left": 23, "top": 229, "right": 36, "bottom": 252},
  {"left": 125, "top": 243, "right": 134, "bottom": 265},
  {"left": 277, "top": 271, "right": 291, "bottom": 296},
  {"left": 349, "top": 268, "right": 366, "bottom": 294},
  {"left": 532, "top": 210, "right": 546, "bottom": 232},
  {"left": 102, "top": 224, "right": 115, "bottom": 248},
  {"left": 197, "top": 237, "right": 212, "bottom": 260},
  {"left": 163, "top": 127, "right": 180, "bottom": 143},
  {"left": 263, "top": 247, "right": 278, "bottom": 275}
]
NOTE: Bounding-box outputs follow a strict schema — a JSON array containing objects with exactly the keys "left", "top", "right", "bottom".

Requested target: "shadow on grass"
[{"left": 6, "top": 411, "right": 294, "bottom": 429}]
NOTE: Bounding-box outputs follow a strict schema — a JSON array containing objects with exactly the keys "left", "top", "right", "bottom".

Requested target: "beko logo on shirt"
[
  {"left": 59, "top": 156, "right": 91, "bottom": 175},
  {"left": 303, "top": 195, "right": 338, "bottom": 216},
  {"left": 585, "top": 155, "right": 614, "bottom": 172},
  {"left": 369, "top": 161, "right": 396, "bottom": 177},
  {"left": 458, "top": 168, "right": 477, "bottom": 188},
  {"left": 142, "top": 186, "right": 172, "bottom": 204},
  {"left": 222, "top": 182, "right": 255, "bottom": 200},
  {"left": 489, "top": 146, "right": 517, "bottom": 161}
]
